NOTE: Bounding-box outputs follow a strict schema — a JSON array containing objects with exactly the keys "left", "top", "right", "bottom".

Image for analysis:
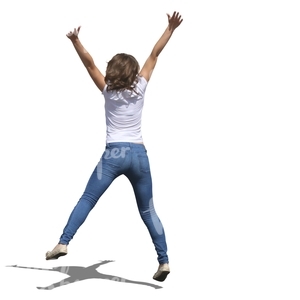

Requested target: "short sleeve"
[{"left": 136, "top": 76, "right": 148, "bottom": 95}]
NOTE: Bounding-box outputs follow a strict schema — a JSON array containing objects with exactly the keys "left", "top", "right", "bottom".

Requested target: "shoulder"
[
  {"left": 136, "top": 75, "right": 148, "bottom": 93},
  {"left": 102, "top": 83, "right": 108, "bottom": 95}
]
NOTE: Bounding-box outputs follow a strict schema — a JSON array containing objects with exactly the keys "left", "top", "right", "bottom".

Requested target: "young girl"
[{"left": 46, "top": 11, "right": 183, "bottom": 282}]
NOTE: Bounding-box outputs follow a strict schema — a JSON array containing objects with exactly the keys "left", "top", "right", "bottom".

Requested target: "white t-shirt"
[{"left": 102, "top": 76, "right": 148, "bottom": 144}]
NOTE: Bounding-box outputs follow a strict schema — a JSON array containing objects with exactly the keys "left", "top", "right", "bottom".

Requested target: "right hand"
[
  {"left": 66, "top": 26, "right": 81, "bottom": 41},
  {"left": 167, "top": 11, "right": 183, "bottom": 31}
]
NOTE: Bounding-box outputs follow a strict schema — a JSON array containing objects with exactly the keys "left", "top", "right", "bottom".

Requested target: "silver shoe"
[
  {"left": 46, "top": 244, "right": 68, "bottom": 260},
  {"left": 153, "top": 263, "right": 170, "bottom": 282}
]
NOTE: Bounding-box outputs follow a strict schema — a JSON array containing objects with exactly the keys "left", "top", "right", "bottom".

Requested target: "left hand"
[{"left": 66, "top": 26, "right": 81, "bottom": 42}]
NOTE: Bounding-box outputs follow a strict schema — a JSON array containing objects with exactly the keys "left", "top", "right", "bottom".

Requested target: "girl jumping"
[{"left": 46, "top": 11, "right": 183, "bottom": 282}]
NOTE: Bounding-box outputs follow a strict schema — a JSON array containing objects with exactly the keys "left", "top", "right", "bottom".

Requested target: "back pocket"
[{"left": 138, "top": 153, "right": 150, "bottom": 173}]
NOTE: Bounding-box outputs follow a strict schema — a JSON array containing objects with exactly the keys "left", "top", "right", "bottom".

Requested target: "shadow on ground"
[{"left": 6, "top": 260, "right": 163, "bottom": 290}]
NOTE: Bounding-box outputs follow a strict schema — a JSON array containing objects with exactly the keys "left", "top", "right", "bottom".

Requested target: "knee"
[{"left": 79, "top": 192, "right": 99, "bottom": 208}]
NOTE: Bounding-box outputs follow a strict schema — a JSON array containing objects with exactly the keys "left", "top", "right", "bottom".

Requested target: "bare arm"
[
  {"left": 139, "top": 11, "right": 183, "bottom": 82},
  {"left": 66, "top": 27, "right": 106, "bottom": 92}
]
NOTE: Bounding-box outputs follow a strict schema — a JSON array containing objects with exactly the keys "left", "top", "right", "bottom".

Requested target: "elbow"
[
  {"left": 151, "top": 50, "right": 159, "bottom": 59},
  {"left": 85, "top": 59, "right": 96, "bottom": 70}
]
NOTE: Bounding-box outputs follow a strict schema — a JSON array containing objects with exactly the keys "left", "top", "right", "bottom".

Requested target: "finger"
[
  {"left": 73, "top": 28, "right": 79, "bottom": 36},
  {"left": 175, "top": 13, "right": 182, "bottom": 24}
]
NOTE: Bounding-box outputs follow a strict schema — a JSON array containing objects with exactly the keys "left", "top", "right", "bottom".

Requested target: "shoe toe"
[{"left": 153, "top": 270, "right": 170, "bottom": 282}]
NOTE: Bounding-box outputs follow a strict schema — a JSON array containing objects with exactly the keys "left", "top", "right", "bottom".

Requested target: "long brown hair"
[{"left": 105, "top": 53, "right": 140, "bottom": 92}]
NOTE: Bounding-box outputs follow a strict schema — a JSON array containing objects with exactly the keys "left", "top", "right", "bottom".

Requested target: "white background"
[{"left": 0, "top": 0, "right": 300, "bottom": 299}]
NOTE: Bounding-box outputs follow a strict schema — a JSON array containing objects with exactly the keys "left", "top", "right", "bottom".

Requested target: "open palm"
[{"left": 167, "top": 11, "right": 183, "bottom": 31}]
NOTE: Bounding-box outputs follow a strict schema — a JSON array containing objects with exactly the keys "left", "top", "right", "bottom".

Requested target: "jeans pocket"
[{"left": 138, "top": 153, "right": 150, "bottom": 173}]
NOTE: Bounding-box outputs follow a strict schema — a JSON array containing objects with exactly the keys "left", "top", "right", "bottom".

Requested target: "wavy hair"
[{"left": 105, "top": 53, "right": 140, "bottom": 93}]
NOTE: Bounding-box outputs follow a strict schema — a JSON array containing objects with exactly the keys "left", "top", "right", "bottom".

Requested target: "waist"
[
  {"left": 106, "top": 131, "right": 143, "bottom": 145},
  {"left": 106, "top": 142, "right": 145, "bottom": 148}
]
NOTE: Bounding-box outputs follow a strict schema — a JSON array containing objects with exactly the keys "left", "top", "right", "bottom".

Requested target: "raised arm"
[
  {"left": 139, "top": 11, "right": 183, "bottom": 82},
  {"left": 66, "top": 27, "right": 106, "bottom": 92}
]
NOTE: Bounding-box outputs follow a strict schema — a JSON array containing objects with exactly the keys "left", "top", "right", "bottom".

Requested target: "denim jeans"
[{"left": 59, "top": 142, "right": 169, "bottom": 264}]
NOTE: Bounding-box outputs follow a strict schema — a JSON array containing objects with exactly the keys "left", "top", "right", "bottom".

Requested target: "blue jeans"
[{"left": 59, "top": 142, "right": 169, "bottom": 264}]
